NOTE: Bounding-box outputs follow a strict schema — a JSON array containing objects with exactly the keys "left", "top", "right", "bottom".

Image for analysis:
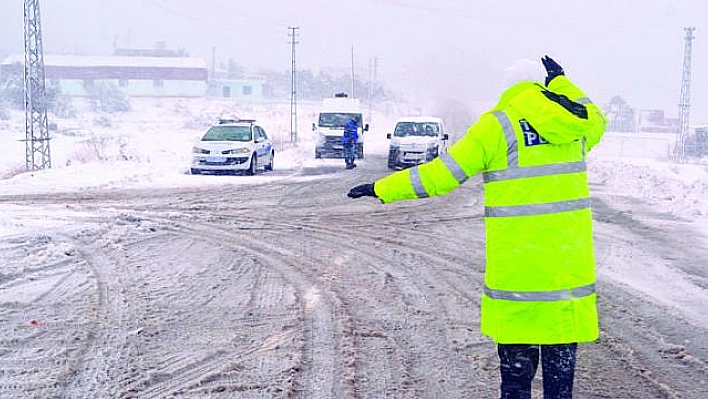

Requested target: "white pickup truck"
[{"left": 387, "top": 116, "right": 448, "bottom": 169}]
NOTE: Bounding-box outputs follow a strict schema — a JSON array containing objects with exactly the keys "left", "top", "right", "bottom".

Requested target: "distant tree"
[
  {"left": 85, "top": 81, "right": 130, "bottom": 113},
  {"left": 257, "top": 68, "right": 290, "bottom": 98},
  {"left": 297, "top": 69, "right": 316, "bottom": 99},
  {"left": 51, "top": 94, "right": 77, "bottom": 118},
  {"left": 227, "top": 59, "right": 244, "bottom": 79},
  {"left": 430, "top": 98, "right": 478, "bottom": 140},
  {"left": 257, "top": 67, "right": 391, "bottom": 102},
  {"left": 0, "top": 66, "right": 25, "bottom": 108},
  {"left": 0, "top": 100, "right": 8, "bottom": 120},
  {"left": 314, "top": 71, "right": 335, "bottom": 97},
  {"left": 1, "top": 66, "right": 60, "bottom": 112}
]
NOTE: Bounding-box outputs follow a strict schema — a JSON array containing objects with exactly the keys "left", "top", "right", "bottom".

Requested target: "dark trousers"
[
  {"left": 343, "top": 144, "right": 356, "bottom": 168},
  {"left": 498, "top": 343, "right": 577, "bottom": 399}
]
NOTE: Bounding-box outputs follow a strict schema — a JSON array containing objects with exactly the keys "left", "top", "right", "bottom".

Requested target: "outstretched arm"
[{"left": 349, "top": 114, "right": 504, "bottom": 204}]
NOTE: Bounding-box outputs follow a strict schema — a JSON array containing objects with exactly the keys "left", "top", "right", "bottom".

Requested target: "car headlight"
[{"left": 223, "top": 148, "right": 250, "bottom": 155}]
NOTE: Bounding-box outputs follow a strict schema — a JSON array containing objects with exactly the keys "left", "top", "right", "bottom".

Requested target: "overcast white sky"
[{"left": 2, "top": 1, "right": 708, "bottom": 122}]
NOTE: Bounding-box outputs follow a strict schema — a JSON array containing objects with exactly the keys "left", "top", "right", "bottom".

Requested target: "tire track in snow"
[
  {"left": 0, "top": 232, "right": 101, "bottom": 398},
  {"left": 161, "top": 221, "right": 353, "bottom": 399}
]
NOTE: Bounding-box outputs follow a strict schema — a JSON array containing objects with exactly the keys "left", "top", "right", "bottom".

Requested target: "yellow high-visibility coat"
[{"left": 374, "top": 76, "right": 607, "bottom": 343}]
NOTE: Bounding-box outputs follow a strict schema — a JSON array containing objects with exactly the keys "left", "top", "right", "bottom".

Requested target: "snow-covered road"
[
  {"left": 0, "top": 153, "right": 706, "bottom": 398},
  {"left": 1, "top": 98, "right": 707, "bottom": 397}
]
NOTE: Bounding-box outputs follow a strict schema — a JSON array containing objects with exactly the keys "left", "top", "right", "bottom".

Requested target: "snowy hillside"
[{"left": 0, "top": 98, "right": 396, "bottom": 192}]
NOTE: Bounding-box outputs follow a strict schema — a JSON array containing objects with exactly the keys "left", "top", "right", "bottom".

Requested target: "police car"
[{"left": 190, "top": 118, "right": 275, "bottom": 175}]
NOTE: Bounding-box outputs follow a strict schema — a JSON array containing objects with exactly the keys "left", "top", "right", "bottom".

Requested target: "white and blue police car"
[{"left": 190, "top": 118, "right": 275, "bottom": 175}]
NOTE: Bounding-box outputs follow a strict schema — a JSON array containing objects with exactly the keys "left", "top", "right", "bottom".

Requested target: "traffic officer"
[{"left": 348, "top": 56, "right": 607, "bottom": 399}]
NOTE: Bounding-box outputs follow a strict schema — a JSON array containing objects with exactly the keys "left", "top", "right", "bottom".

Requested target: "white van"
[
  {"left": 386, "top": 117, "right": 448, "bottom": 169},
  {"left": 313, "top": 93, "right": 369, "bottom": 159}
]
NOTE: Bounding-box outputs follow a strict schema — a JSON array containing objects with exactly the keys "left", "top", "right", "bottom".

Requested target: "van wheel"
[
  {"left": 247, "top": 154, "right": 258, "bottom": 175},
  {"left": 426, "top": 146, "right": 439, "bottom": 161}
]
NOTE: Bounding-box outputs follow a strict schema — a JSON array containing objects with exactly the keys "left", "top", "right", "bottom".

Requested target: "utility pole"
[
  {"left": 288, "top": 27, "right": 299, "bottom": 144},
  {"left": 368, "top": 56, "right": 378, "bottom": 130},
  {"left": 677, "top": 27, "right": 695, "bottom": 161},
  {"left": 350, "top": 45, "right": 355, "bottom": 97},
  {"left": 24, "top": 0, "right": 52, "bottom": 170},
  {"left": 368, "top": 58, "right": 373, "bottom": 128},
  {"left": 211, "top": 46, "right": 216, "bottom": 80}
]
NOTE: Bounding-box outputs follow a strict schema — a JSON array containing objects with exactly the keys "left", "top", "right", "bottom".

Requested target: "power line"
[
  {"left": 143, "top": 0, "right": 289, "bottom": 39},
  {"left": 360, "top": 0, "right": 688, "bottom": 34}
]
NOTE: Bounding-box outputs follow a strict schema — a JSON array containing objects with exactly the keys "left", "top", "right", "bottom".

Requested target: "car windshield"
[
  {"left": 318, "top": 113, "right": 360, "bottom": 128},
  {"left": 201, "top": 126, "right": 252, "bottom": 141},
  {"left": 394, "top": 122, "right": 440, "bottom": 137}
]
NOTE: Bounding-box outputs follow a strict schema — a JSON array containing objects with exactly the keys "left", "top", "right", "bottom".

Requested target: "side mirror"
[
  {"left": 386, "top": 133, "right": 392, "bottom": 139},
  {"left": 312, "top": 122, "right": 316, "bottom": 131},
  {"left": 442, "top": 133, "right": 449, "bottom": 140},
  {"left": 364, "top": 124, "right": 370, "bottom": 132}
]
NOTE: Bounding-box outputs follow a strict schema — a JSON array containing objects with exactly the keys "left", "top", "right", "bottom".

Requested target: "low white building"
[{"left": 1, "top": 54, "right": 208, "bottom": 97}]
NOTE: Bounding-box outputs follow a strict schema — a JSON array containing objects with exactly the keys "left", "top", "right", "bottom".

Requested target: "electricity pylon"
[
  {"left": 676, "top": 27, "right": 695, "bottom": 161},
  {"left": 24, "top": 0, "right": 52, "bottom": 170}
]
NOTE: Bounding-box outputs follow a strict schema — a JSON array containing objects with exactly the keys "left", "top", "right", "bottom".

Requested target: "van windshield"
[
  {"left": 394, "top": 122, "right": 440, "bottom": 137},
  {"left": 318, "top": 113, "right": 361, "bottom": 128}
]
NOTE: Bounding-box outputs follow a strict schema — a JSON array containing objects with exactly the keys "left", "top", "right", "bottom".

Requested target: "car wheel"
[
  {"left": 387, "top": 148, "right": 398, "bottom": 170},
  {"left": 247, "top": 154, "right": 258, "bottom": 175},
  {"left": 190, "top": 168, "right": 201, "bottom": 175},
  {"left": 265, "top": 151, "right": 274, "bottom": 171}
]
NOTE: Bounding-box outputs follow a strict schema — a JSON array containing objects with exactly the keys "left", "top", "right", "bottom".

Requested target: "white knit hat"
[{"left": 501, "top": 58, "right": 545, "bottom": 89}]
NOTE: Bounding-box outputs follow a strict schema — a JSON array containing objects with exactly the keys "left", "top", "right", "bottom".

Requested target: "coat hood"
[
  {"left": 492, "top": 82, "right": 591, "bottom": 145},
  {"left": 501, "top": 59, "right": 545, "bottom": 91}
]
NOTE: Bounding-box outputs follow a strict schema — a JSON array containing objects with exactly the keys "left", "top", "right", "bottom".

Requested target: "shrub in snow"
[
  {"left": 85, "top": 82, "right": 131, "bottom": 113},
  {"left": 0, "top": 162, "right": 26, "bottom": 179},
  {"left": 69, "top": 135, "right": 146, "bottom": 164},
  {"left": 183, "top": 114, "right": 215, "bottom": 130},
  {"left": 51, "top": 95, "right": 77, "bottom": 119},
  {"left": 0, "top": 72, "right": 62, "bottom": 113},
  {"left": 71, "top": 139, "right": 105, "bottom": 163},
  {"left": 171, "top": 101, "right": 192, "bottom": 116},
  {"left": 94, "top": 116, "right": 113, "bottom": 128},
  {"left": 0, "top": 69, "right": 24, "bottom": 108}
]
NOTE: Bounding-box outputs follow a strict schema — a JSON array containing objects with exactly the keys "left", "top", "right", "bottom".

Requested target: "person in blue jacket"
[{"left": 343, "top": 117, "right": 359, "bottom": 169}]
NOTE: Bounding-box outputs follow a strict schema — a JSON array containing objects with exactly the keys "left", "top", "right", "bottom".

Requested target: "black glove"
[
  {"left": 347, "top": 183, "right": 377, "bottom": 199},
  {"left": 541, "top": 90, "right": 588, "bottom": 119},
  {"left": 541, "top": 55, "right": 565, "bottom": 86}
]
